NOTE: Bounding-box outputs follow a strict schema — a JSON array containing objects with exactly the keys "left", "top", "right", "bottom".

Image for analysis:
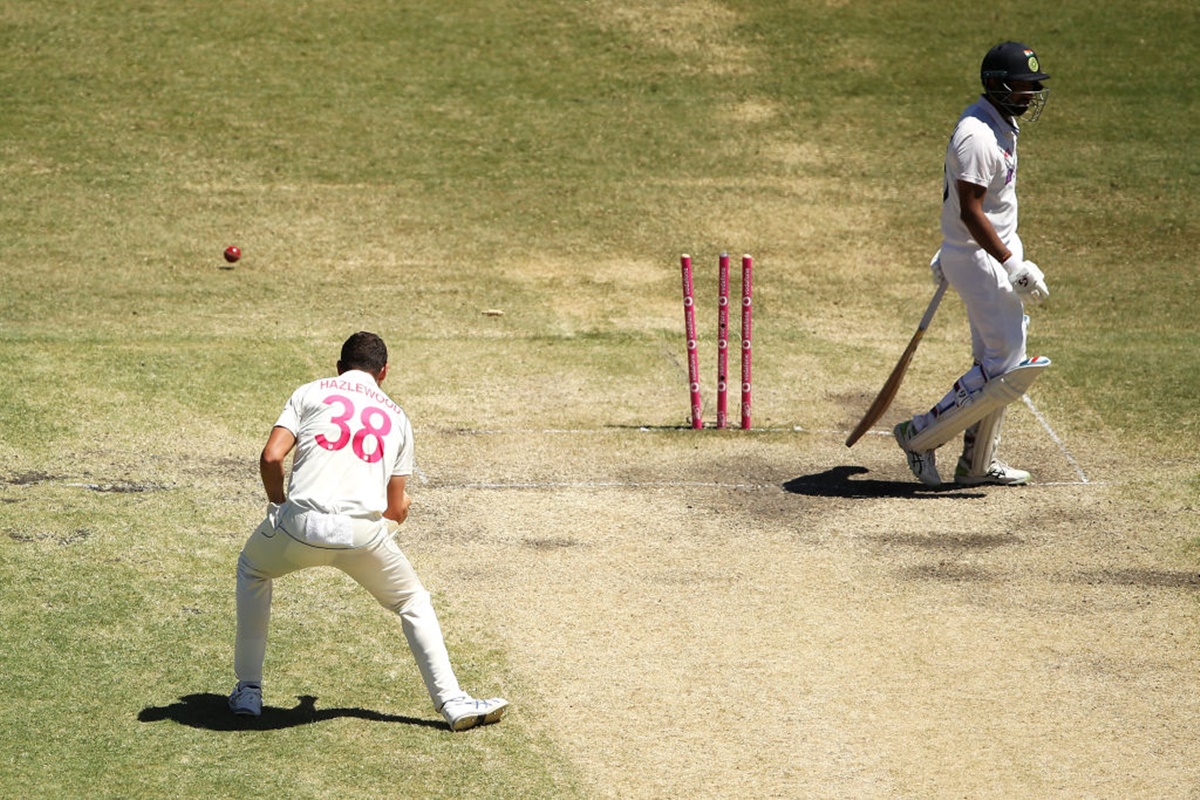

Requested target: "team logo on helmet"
[{"left": 1027, "top": 55, "right": 1040, "bottom": 72}]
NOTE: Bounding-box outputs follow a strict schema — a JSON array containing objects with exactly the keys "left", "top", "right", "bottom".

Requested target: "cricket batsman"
[{"left": 894, "top": 42, "right": 1052, "bottom": 486}]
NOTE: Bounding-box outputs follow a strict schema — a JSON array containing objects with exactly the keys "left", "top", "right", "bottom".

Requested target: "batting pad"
[{"left": 907, "top": 356, "right": 1051, "bottom": 451}]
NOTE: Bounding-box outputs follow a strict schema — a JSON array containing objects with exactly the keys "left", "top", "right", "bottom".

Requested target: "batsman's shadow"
[
  {"left": 138, "top": 693, "right": 445, "bottom": 732},
  {"left": 783, "top": 466, "right": 984, "bottom": 499}
]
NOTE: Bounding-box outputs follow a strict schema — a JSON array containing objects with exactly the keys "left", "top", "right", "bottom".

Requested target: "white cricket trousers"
[
  {"left": 912, "top": 240, "right": 1029, "bottom": 435},
  {"left": 234, "top": 512, "right": 467, "bottom": 712}
]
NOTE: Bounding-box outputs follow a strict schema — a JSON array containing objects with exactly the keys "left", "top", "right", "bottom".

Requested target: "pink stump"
[
  {"left": 740, "top": 254, "right": 753, "bottom": 430},
  {"left": 717, "top": 253, "right": 730, "bottom": 429},
  {"left": 681, "top": 254, "right": 702, "bottom": 429}
]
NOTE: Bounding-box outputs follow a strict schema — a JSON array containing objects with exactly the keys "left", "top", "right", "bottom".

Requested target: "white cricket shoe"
[
  {"left": 894, "top": 421, "right": 941, "bottom": 487},
  {"left": 228, "top": 681, "right": 262, "bottom": 717},
  {"left": 440, "top": 697, "right": 509, "bottom": 732},
  {"left": 954, "top": 458, "right": 1031, "bottom": 486}
]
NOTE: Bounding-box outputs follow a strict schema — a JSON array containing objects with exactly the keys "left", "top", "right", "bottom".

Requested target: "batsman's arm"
[
  {"left": 957, "top": 180, "right": 1013, "bottom": 263},
  {"left": 259, "top": 426, "right": 296, "bottom": 504},
  {"left": 958, "top": 179, "right": 1048, "bottom": 300}
]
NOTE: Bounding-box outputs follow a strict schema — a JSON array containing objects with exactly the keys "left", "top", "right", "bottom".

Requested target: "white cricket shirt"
[
  {"left": 274, "top": 369, "right": 414, "bottom": 518},
  {"left": 940, "top": 97, "right": 1020, "bottom": 248}
]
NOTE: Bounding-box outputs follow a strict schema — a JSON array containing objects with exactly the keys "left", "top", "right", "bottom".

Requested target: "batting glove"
[
  {"left": 929, "top": 250, "right": 946, "bottom": 285},
  {"left": 1002, "top": 256, "right": 1049, "bottom": 304}
]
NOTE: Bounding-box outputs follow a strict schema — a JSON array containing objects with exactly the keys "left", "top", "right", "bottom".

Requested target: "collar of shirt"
[
  {"left": 977, "top": 94, "right": 1019, "bottom": 136},
  {"left": 340, "top": 369, "right": 380, "bottom": 387}
]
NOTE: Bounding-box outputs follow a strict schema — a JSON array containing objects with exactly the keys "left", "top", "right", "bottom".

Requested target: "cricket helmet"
[
  {"left": 981, "top": 42, "right": 1050, "bottom": 84},
  {"left": 980, "top": 41, "right": 1050, "bottom": 122}
]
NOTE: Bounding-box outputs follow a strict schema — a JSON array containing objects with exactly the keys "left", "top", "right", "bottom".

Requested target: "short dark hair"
[{"left": 339, "top": 331, "right": 388, "bottom": 374}]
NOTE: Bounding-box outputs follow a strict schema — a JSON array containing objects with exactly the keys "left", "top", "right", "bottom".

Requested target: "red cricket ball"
[{"left": 224, "top": 246, "right": 241, "bottom": 263}]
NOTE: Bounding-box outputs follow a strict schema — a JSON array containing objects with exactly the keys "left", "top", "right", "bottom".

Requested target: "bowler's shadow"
[
  {"left": 138, "top": 693, "right": 445, "bottom": 731},
  {"left": 783, "top": 466, "right": 984, "bottom": 499}
]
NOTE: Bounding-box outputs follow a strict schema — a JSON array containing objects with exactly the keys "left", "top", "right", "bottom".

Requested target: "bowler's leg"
[
  {"left": 231, "top": 519, "right": 304, "bottom": 713},
  {"left": 338, "top": 533, "right": 466, "bottom": 710}
]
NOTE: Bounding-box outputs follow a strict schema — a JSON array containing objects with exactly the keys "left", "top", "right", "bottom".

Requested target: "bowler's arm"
[
  {"left": 384, "top": 475, "right": 412, "bottom": 524},
  {"left": 259, "top": 426, "right": 297, "bottom": 504}
]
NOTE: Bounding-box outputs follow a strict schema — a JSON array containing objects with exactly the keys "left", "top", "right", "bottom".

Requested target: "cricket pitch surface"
[{"left": 404, "top": 418, "right": 1199, "bottom": 798}]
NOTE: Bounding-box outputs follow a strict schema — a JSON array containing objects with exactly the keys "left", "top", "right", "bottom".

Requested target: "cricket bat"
[{"left": 845, "top": 280, "right": 948, "bottom": 447}]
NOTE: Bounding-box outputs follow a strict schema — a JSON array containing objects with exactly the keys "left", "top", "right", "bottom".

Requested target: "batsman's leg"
[
  {"left": 902, "top": 357, "right": 1048, "bottom": 463},
  {"left": 964, "top": 407, "right": 1006, "bottom": 475},
  {"left": 956, "top": 407, "right": 1030, "bottom": 485}
]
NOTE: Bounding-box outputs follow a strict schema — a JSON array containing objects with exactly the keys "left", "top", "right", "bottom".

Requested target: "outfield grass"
[{"left": 1, "top": 1, "right": 1197, "bottom": 797}]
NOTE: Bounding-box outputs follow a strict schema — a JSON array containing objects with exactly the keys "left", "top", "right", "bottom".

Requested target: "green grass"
[{"left": 1, "top": 0, "right": 1197, "bottom": 796}]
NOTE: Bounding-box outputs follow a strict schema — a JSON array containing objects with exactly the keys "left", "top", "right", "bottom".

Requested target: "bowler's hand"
[{"left": 385, "top": 480, "right": 413, "bottom": 525}]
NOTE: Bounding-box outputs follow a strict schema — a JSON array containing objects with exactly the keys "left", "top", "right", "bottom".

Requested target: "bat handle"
[{"left": 919, "top": 280, "right": 948, "bottom": 331}]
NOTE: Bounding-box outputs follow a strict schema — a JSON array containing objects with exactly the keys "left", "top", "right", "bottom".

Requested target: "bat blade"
[
  {"left": 845, "top": 281, "right": 948, "bottom": 448},
  {"left": 844, "top": 330, "right": 924, "bottom": 447}
]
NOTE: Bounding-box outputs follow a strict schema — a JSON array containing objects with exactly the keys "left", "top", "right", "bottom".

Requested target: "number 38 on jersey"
[{"left": 314, "top": 394, "right": 392, "bottom": 464}]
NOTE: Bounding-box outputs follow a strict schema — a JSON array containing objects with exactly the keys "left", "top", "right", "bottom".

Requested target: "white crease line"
[
  {"left": 429, "top": 426, "right": 843, "bottom": 435},
  {"left": 420, "top": 411, "right": 1096, "bottom": 488},
  {"left": 1022, "top": 394, "right": 1090, "bottom": 484},
  {"left": 1036, "top": 481, "right": 1109, "bottom": 487},
  {"left": 424, "top": 478, "right": 1101, "bottom": 490},
  {"left": 436, "top": 481, "right": 773, "bottom": 490}
]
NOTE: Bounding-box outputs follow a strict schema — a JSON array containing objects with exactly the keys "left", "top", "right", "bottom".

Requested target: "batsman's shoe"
[
  {"left": 894, "top": 421, "right": 941, "bottom": 487},
  {"left": 954, "top": 458, "right": 1030, "bottom": 486},
  {"left": 440, "top": 697, "right": 509, "bottom": 732},
  {"left": 228, "top": 681, "right": 262, "bottom": 717}
]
